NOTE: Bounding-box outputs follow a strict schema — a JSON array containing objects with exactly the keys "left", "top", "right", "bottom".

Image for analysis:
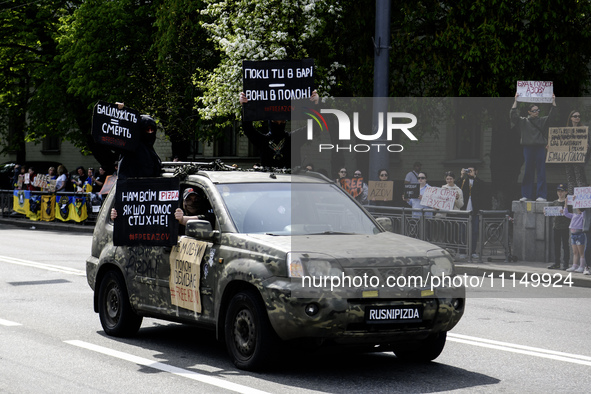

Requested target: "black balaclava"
[{"left": 140, "top": 115, "right": 157, "bottom": 147}]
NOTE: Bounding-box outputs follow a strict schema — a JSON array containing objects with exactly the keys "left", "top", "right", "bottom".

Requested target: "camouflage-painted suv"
[{"left": 86, "top": 167, "right": 464, "bottom": 371}]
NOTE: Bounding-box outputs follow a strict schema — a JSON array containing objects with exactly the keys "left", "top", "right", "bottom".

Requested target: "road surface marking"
[
  {"left": 0, "top": 318, "right": 22, "bottom": 326},
  {"left": 65, "top": 340, "right": 271, "bottom": 394},
  {"left": 0, "top": 255, "right": 85, "bottom": 276},
  {"left": 449, "top": 333, "right": 591, "bottom": 366}
]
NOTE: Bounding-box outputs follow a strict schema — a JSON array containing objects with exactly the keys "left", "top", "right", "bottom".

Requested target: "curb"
[
  {"left": 455, "top": 263, "right": 591, "bottom": 289},
  {"left": 0, "top": 217, "right": 95, "bottom": 234}
]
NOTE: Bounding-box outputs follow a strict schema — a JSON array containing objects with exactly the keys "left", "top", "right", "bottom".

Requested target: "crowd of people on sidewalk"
[{"left": 11, "top": 164, "right": 111, "bottom": 194}]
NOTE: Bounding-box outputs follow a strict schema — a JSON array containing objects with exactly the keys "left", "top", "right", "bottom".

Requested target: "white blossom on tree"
[{"left": 197, "top": 0, "right": 343, "bottom": 122}]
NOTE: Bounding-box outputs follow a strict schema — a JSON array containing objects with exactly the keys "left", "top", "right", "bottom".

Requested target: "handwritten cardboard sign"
[
  {"left": 242, "top": 58, "right": 315, "bottom": 121},
  {"left": 113, "top": 177, "right": 180, "bottom": 246},
  {"left": 516, "top": 81, "right": 554, "bottom": 103},
  {"left": 169, "top": 237, "right": 207, "bottom": 313},
  {"left": 339, "top": 177, "right": 364, "bottom": 198},
  {"left": 546, "top": 126, "right": 588, "bottom": 163},
  {"left": 543, "top": 206, "right": 563, "bottom": 216},
  {"left": 92, "top": 101, "right": 141, "bottom": 151},
  {"left": 368, "top": 181, "right": 393, "bottom": 201},
  {"left": 100, "top": 175, "right": 117, "bottom": 195},
  {"left": 573, "top": 187, "right": 591, "bottom": 208},
  {"left": 421, "top": 186, "right": 456, "bottom": 211}
]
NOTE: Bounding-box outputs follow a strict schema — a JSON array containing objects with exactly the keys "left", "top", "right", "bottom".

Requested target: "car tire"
[
  {"left": 98, "top": 270, "right": 143, "bottom": 337},
  {"left": 393, "top": 331, "right": 447, "bottom": 362},
  {"left": 224, "top": 289, "right": 277, "bottom": 371}
]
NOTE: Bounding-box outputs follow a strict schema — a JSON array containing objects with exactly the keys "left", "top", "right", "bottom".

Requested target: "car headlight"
[
  {"left": 428, "top": 249, "right": 454, "bottom": 276},
  {"left": 287, "top": 252, "right": 343, "bottom": 278}
]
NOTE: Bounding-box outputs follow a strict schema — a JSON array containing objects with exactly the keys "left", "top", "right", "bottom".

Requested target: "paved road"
[{"left": 1, "top": 224, "right": 590, "bottom": 393}]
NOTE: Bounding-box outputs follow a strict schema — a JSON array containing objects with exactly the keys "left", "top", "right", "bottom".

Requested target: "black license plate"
[{"left": 365, "top": 306, "right": 423, "bottom": 323}]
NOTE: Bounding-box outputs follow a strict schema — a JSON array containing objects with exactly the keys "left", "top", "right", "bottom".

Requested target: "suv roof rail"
[
  {"left": 163, "top": 160, "right": 332, "bottom": 182},
  {"left": 290, "top": 166, "right": 334, "bottom": 183}
]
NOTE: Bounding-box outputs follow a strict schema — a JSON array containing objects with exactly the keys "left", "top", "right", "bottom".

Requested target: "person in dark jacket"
[
  {"left": 239, "top": 91, "right": 318, "bottom": 168},
  {"left": 117, "top": 115, "right": 161, "bottom": 180},
  {"left": 459, "top": 166, "right": 489, "bottom": 259},
  {"left": 510, "top": 93, "right": 557, "bottom": 202},
  {"left": 548, "top": 183, "right": 571, "bottom": 270}
]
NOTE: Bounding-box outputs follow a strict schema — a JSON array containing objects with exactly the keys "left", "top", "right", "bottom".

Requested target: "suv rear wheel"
[
  {"left": 224, "top": 289, "right": 277, "bottom": 371},
  {"left": 393, "top": 331, "right": 447, "bottom": 361},
  {"left": 98, "top": 270, "right": 143, "bottom": 337}
]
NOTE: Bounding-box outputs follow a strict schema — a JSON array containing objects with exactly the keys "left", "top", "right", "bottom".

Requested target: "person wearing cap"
[
  {"left": 548, "top": 184, "right": 570, "bottom": 270},
  {"left": 174, "top": 188, "right": 215, "bottom": 233}
]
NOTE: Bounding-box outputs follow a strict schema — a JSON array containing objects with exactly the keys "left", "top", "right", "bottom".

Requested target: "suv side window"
[{"left": 179, "top": 183, "right": 217, "bottom": 231}]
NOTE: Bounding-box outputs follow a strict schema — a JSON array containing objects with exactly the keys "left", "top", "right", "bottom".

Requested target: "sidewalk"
[
  {"left": 0, "top": 216, "right": 95, "bottom": 234},
  {"left": 1, "top": 215, "right": 590, "bottom": 288},
  {"left": 454, "top": 259, "right": 591, "bottom": 289}
]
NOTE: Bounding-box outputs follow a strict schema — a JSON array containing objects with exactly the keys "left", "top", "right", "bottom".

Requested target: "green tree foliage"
[
  {"left": 152, "top": 0, "right": 218, "bottom": 159},
  {"left": 0, "top": 0, "right": 80, "bottom": 163},
  {"left": 390, "top": 0, "right": 591, "bottom": 97}
]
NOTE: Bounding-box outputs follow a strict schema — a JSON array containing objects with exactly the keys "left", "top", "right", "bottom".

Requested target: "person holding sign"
[
  {"left": 25, "top": 167, "right": 39, "bottom": 192},
  {"left": 371, "top": 169, "right": 395, "bottom": 207},
  {"left": 117, "top": 114, "right": 162, "bottom": 180},
  {"left": 564, "top": 110, "right": 588, "bottom": 195},
  {"left": 548, "top": 184, "right": 571, "bottom": 270},
  {"left": 441, "top": 171, "right": 464, "bottom": 211},
  {"left": 510, "top": 93, "right": 557, "bottom": 202},
  {"left": 352, "top": 170, "right": 368, "bottom": 205},
  {"left": 403, "top": 172, "right": 432, "bottom": 218},
  {"left": 239, "top": 91, "right": 318, "bottom": 168}
]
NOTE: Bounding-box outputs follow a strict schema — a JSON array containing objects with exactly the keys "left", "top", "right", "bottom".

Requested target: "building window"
[
  {"left": 454, "top": 108, "right": 482, "bottom": 160},
  {"left": 214, "top": 122, "right": 238, "bottom": 157},
  {"left": 41, "top": 136, "right": 60, "bottom": 154}
]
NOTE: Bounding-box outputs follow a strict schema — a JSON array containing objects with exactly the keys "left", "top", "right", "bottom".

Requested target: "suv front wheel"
[
  {"left": 98, "top": 270, "right": 143, "bottom": 337},
  {"left": 224, "top": 289, "right": 277, "bottom": 371}
]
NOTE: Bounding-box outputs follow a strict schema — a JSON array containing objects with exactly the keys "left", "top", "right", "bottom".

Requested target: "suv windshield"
[{"left": 217, "top": 182, "right": 380, "bottom": 235}]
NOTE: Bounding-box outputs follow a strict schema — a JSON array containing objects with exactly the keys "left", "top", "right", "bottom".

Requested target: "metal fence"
[
  {"left": 0, "top": 188, "right": 514, "bottom": 262},
  {"left": 0, "top": 189, "right": 101, "bottom": 223},
  {"left": 365, "top": 206, "right": 514, "bottom": 263}
]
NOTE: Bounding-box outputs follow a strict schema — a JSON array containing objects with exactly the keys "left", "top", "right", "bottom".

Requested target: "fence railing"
[
  {"left": 0, "top": 189, "right": 101, "bottom": 224},
  {"left": 365, "top": 206, "right": 513, "bottom": 263},
  {"left": 0, "top": 188, "right": 514, "bottom": 262}
]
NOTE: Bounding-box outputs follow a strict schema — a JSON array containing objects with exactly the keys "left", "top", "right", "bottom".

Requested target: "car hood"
[{"left": 245, "top": 232, "right": 440, "bottom": 267}]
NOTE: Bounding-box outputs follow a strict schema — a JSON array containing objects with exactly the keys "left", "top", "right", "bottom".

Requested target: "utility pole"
[{"left": 369, "top": 0, "right": 391, "bottom": 182}]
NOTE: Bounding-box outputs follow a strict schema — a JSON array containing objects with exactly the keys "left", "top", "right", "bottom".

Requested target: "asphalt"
[{"left": 1, "top": 216, "right": 590, "bottom": 289}]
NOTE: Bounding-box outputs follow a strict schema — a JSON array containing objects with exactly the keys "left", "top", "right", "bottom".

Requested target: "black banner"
[
  {"left": 242, "top": 58, "right": 315, "bottom": 121},
  {"left": 113, "top": 177, "right": 180, "bottom": 246},
  {"left": 92, "top": 101, "right": 141, "bottom": 151}
]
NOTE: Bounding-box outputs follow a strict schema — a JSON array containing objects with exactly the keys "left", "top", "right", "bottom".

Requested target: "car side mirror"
[
  {"left": 186, "top": 220, "right": 219, "bottom": 242},
  {"left": 375, "top": 217, "right": 394, "bottom": 232}
]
